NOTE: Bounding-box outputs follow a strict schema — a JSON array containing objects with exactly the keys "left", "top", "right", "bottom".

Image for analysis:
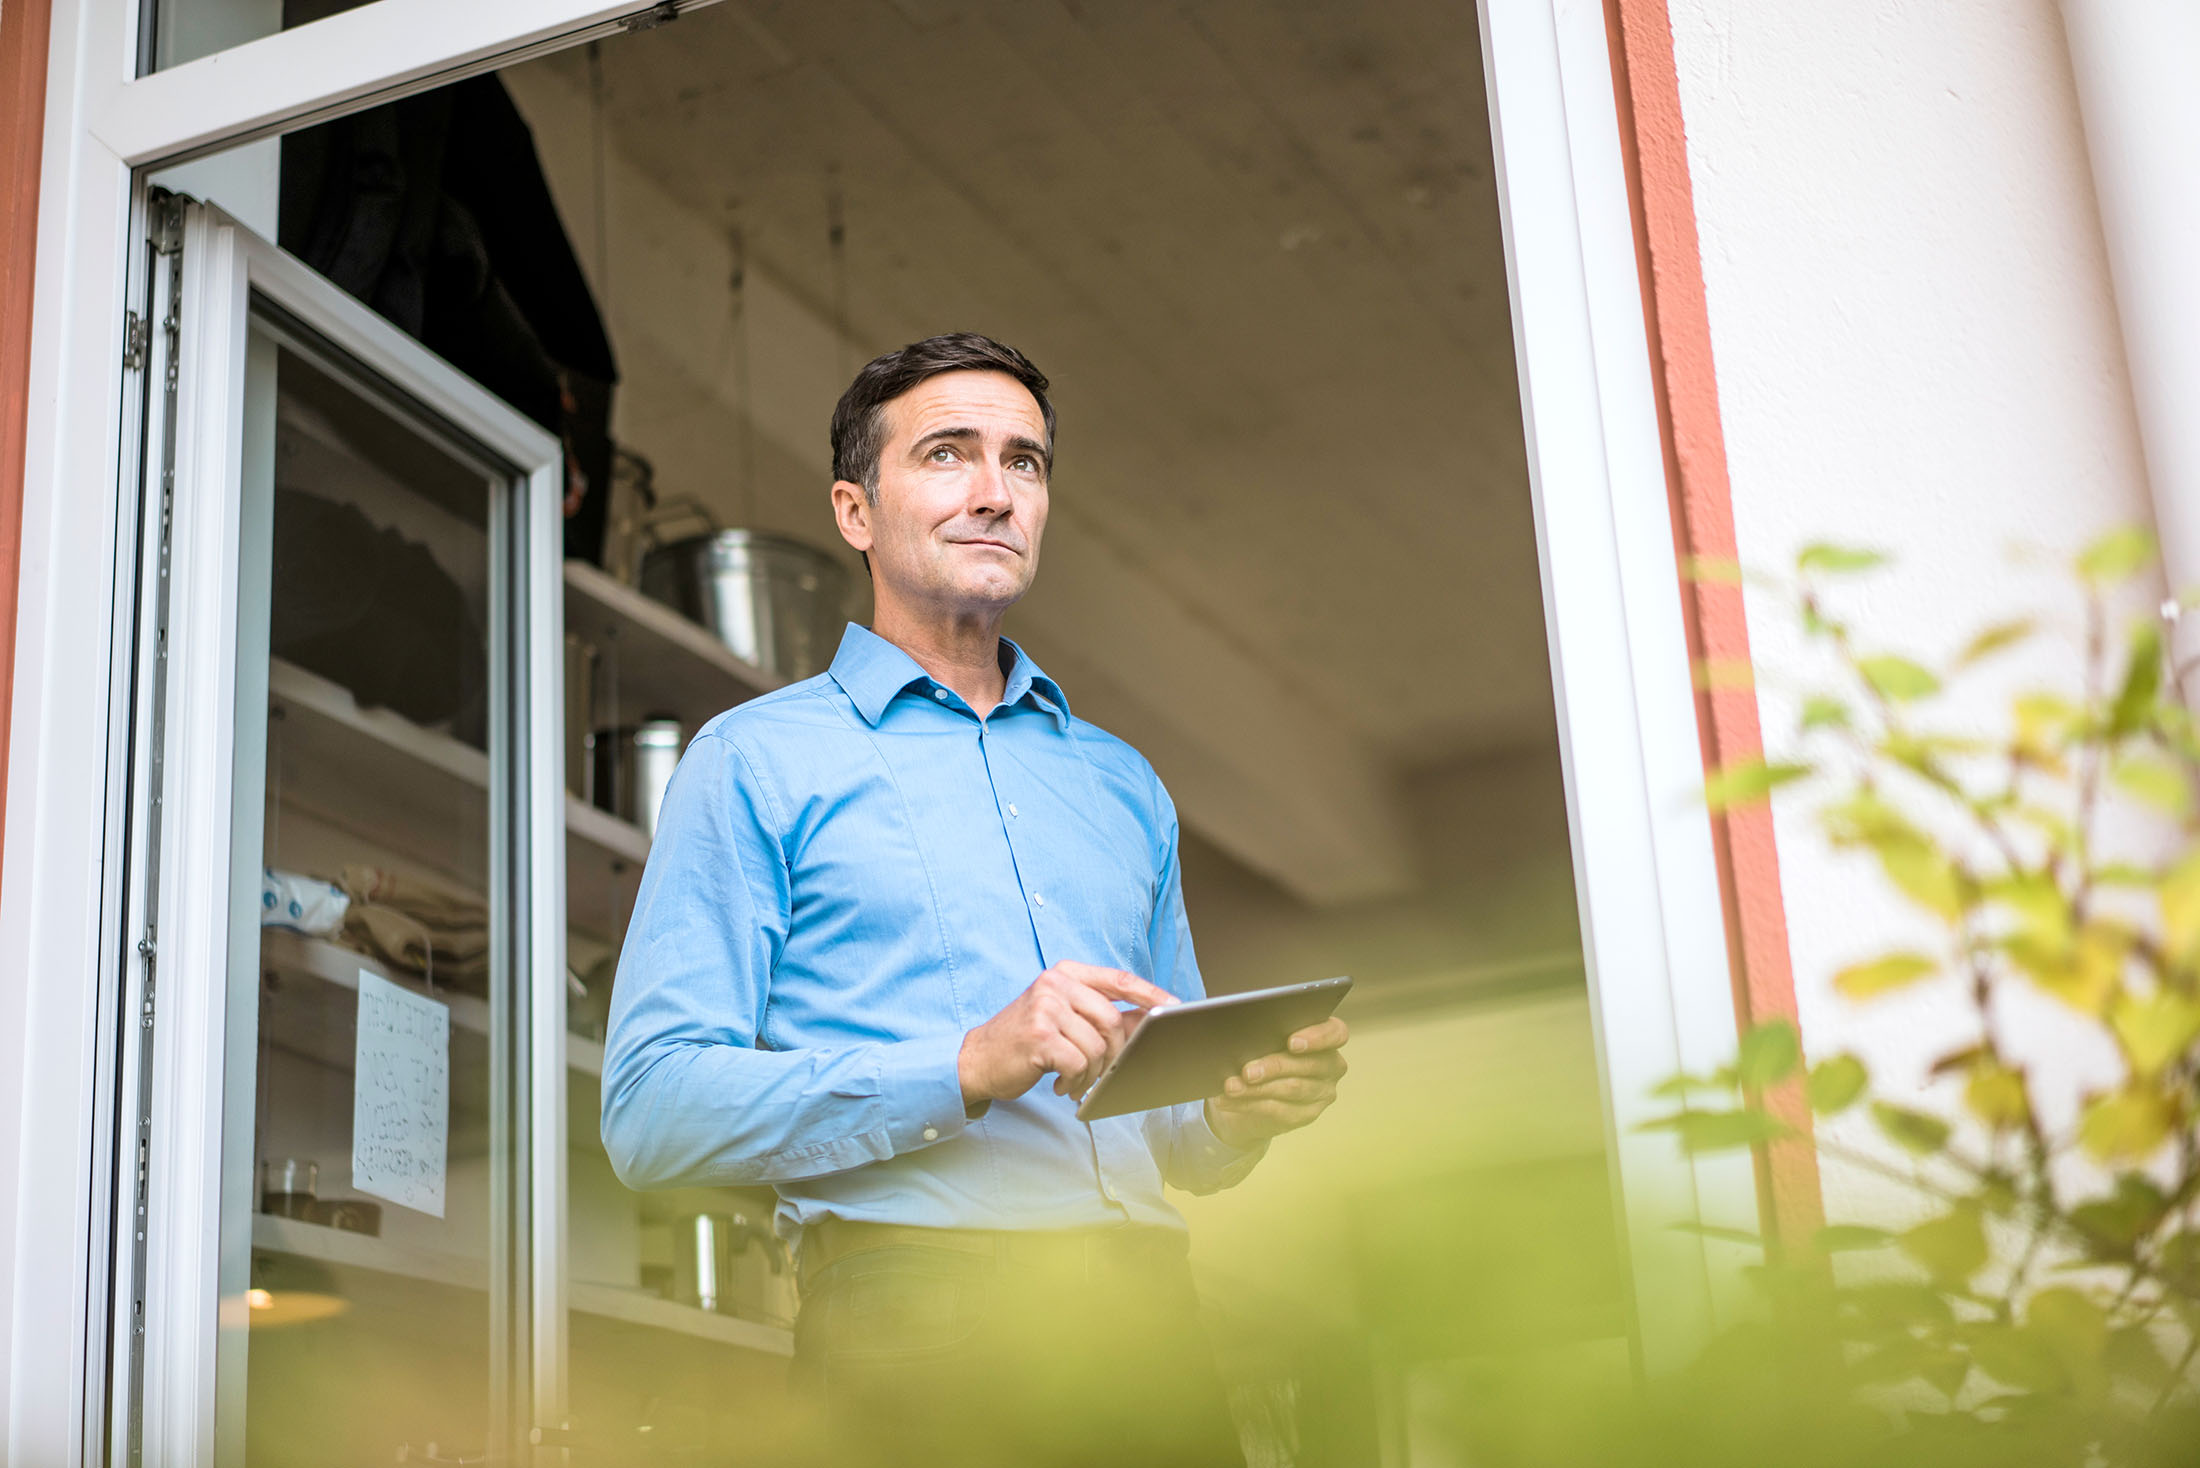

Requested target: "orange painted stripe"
[
  {"left": 0, "top": 0, "right": 55, "bottom": 900},
  {"left": 1604, "top": 0, "right": 1826, "bottom": 1252}
]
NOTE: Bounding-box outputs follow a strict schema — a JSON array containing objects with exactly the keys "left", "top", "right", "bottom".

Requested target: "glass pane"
[
  {"left": 560, "top": 578, "right": 801, "bottom": 1462},
  {"left": 230, "top": 320, "right": 518, "bottom": 1465},
  {"left": 150, "top": 0, "right": 374, "bottom": 73}
]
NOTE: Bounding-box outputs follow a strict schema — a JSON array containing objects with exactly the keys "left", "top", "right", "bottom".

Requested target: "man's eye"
[
  {"left": 1010, "top": 456, "right": 1037, "bottom": 473},
  {"left": 930, "top": 445, "right": 957, "bottom": 462}
]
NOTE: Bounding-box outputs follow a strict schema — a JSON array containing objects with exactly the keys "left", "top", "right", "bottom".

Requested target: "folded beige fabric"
[{"left": 338, "top": 864, "right": 490, "bottom": 991}]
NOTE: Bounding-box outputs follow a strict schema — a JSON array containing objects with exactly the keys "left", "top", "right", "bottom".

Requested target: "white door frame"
[{"left": 3, "top": 0, "right": 1752, "bottom": 1456}]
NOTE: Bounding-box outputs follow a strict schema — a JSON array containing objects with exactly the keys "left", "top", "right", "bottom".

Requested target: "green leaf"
[
  {"left": 1871, "top": 1101, "right": 1951, "bottom": 1156},
  {"left": 1832, "top": 952, "right": 1939, "bottom": 1000},
  {"left": 2001, "top": 923, "right": 2125, "bottom": 1015},
  {"left": 2110, "top": 752, "right": 2189, "bottom": 815},
  {"left": 2078, "top": 1087, "right": 2176, "bottom": 1162},
  {"left": 2076, "top": 526, "right": 2155, "bottom": 585},
  {"left": 2109, "top": 621, "right": 2163, "bottom": 738},
  {"left": 1963, "top": 1062, "right": 2031, "bottom": 1130},
  {"left": 2026, "top": 1288, "right": 2110, "bottom": 1404},
  {"left": 1703, "top": 758, "right": 1812, "bottom": 811},
  {"left": 1805, "top": 1054, "right": 1870, "bottom": 1114},
  {"left": 2013, "top": 692, "right": 2082, "bottom": 753},
  {"left": 1839, "top": 1282, "right": 1953, "bottom": 1332},
  {"left": 1735, "top": 1020, "right": 1802, "bottom": 1088},
  {"left": 2068, "top": 1174, "right": 2168, "bottom": 1256},
  {"left": 1857, "top": 654, "right": 1942, "bottom": 703},
  {"left": 1964, "top": 1318, "right": 2068, "bottom": 1395},
  {"left": 1813, "top": 1224, "right": 1893, "bottom": 1253},
  {"left": 1649, "top": 1071, "right": 1735, "bottom": 1099},
  {"left": 1954, "top": 618, "right": 2037, "bottom": 668},
  {"left": 1898, "top": 1206, "right": 1987, "bottom": 1287},
  {"left": 1638, "top": 1108, "right": 1794, "bottom": 1153},
  {"left": 1876, "top": 840, "right": 1967, "bottom": 922},
  {"left": 1799, "top": 694, "right": 1851, "bottom": 732},
  {"left": 2104, "top": 1325, "right": 2175, "bottom": 1391},
  {"left": 1985, "top": 871, "right": 2073, "bottom": 949},
  {"left": 2159, "top": 848, "right": 2200, "bottom": 959},
  {"left": 1821, "top": 794, "right": 1968, "bottom": 921},
  {"left": 2108, "top": 989, "right": 2200, "bottom": 1078},
  {"left": 1797, "top": 543, "right": 1889, "bottom": 576}
]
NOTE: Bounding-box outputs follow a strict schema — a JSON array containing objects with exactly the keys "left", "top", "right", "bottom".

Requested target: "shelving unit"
[
  {"left": 254, "top": 548, "right": 800, "bottom": 1394},
  {"left": 270, "top": 657, "right": 649, "bottom": 942},
  {"left": 563, "top": 559, "right": 786, "bottom": 734},
  {"left": 259, "top": 928, "right": 605, "bottom": 1074},
  {"left": 251, "top": 1214, "right": 793, "bottom": 1356}
]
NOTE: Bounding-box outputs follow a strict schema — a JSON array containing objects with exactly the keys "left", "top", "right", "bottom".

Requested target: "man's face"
[{"left": 833, "top": 369, "right": 1051, "bottom": 620}]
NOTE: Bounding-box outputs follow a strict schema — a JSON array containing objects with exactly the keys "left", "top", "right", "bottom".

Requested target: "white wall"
[{"left": 1667, "top": 0, "right": 2153, "bottom": 1226}]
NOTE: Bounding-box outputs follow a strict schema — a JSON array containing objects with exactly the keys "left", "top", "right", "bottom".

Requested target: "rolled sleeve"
[
  {"left": 1159, "top": 1100, "right": 1269, "bottom": 1194},
  {"left": 601, "top": 733, "right": 972, "bottom": 1190}
]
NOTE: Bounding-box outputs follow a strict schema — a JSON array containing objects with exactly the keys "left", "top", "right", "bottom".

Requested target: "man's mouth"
[{"left": 951, "top": 537, "right": 1020, "bottom": 553}]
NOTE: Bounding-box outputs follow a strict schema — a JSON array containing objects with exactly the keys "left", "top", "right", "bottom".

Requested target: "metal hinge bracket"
[
  {"left": 621, "top": 0, "right": 678, "bottom": 31},
  {"left": 121, "top": 311, "right": 149, "bottom": 372}
]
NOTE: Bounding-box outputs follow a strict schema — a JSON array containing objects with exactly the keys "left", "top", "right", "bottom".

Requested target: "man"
[{"left": 602, "top": 333, "right": 1349, "bottom": 1467}]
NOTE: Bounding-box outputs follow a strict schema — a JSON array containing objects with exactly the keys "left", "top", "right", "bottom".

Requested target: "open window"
[{"left": 84, "top": 2, "right": 1737, "bottom": 1463}]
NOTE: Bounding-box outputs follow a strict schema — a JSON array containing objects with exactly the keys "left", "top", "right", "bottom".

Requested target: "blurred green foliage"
[{"left": 1632, "top": 529, "right": 2200, "bottom": 1465}]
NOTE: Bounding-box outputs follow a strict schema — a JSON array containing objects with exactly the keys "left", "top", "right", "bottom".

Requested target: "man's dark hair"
[{"left": 830, "top": 333, "right": 1055, "bottom": 502}]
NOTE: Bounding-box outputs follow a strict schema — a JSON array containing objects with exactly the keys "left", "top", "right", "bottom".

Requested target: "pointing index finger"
[{"left": 1080, "top": 966, "right": 1178, "bottom": 1012}]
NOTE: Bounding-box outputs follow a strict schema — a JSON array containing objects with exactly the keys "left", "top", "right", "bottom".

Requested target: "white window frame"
[{"left": 3, "top": 0, "right": 1757, "bottom": 1456}]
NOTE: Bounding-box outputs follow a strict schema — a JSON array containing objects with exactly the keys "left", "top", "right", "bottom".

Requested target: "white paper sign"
[{"left": 352, "top": 969, "right": 450, "bottom": 1218}]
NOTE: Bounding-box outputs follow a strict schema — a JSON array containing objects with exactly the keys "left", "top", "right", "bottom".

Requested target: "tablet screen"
[{"left": 1074, "top": 976, "right": 1352, "bottom": 1121}]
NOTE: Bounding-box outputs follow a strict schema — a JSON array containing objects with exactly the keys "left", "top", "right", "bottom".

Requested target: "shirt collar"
[{"left": 827, "top": 623, "right": 1073, "bottom": 731}]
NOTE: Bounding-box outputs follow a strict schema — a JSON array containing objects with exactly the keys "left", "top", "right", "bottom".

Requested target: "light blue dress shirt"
[{"left": 601, "top": 623, "right": 1266, "bottom": 1235}]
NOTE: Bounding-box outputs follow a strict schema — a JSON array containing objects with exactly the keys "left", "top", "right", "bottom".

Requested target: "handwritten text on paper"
[{"left": 352, "top": 969, "right": 450, "bottom": 1217}]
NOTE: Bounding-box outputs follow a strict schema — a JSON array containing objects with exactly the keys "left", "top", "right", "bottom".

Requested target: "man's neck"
[{"left": 870, "top": 601, "right": 1010, "bottom": 716}]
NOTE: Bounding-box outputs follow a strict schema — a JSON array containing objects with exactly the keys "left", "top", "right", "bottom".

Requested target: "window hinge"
[
  {"left": 621, "top": 0, "right": 678, "bottom": 31},
  {"left": 122, "top": 310, "right": 149, "bottom": 372}
]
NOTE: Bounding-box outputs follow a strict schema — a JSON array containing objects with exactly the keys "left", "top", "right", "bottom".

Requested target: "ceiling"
[{"left": 510, "top": 0, "right": 1555, "bottom": 902}]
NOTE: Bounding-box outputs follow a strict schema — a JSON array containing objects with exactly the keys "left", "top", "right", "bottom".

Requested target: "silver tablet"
[{"left": 1073, "top": 976, "right": 1353, "bottom": 1122}]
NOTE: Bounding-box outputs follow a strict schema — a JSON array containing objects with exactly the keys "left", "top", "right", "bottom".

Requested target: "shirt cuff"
[
  {"left": 874, "top": 1031, "right": 975, "bottom": 1155},
  {"left": 1184, "top": 1101, "right": 1268, "bottom": 1187}
]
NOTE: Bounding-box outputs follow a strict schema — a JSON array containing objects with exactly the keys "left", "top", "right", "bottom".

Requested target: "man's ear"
[{"left": 830, "top": 479, "right": 874, "bottom": 554}]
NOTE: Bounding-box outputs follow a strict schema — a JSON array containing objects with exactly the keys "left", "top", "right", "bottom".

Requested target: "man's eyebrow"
[
  {"left": 909, "top": 426, "right": 982, "bottom": 455},
  {"left": 908, "top": 426, "right": 1052, "bottom": 473}
]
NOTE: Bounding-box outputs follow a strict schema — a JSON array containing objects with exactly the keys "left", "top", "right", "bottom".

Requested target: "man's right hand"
[{"left": 958, "top": 961, "right": 1178, "bottom": 1106}]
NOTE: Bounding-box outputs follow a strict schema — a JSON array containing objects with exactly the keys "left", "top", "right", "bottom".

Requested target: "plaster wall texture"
[{"left": 1666, "top": 0, "right": 2157, "bottom": 1228}]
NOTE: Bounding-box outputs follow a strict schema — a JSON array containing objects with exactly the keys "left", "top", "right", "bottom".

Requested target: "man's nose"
[{"left": 969, "top": 460, "right": 1013, "bottom": 515}]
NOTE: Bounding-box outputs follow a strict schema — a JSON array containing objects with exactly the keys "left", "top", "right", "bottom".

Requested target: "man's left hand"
[{"left": 1203, "top": 1016, "right": 1349, "bottom": 1150}]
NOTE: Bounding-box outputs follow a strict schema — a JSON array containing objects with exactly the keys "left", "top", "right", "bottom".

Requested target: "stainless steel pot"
[
  {"left": 590, "top": 718, "right": 684, "bottom": 837},
  {"left": 639, "top": 526, "right": 850, "bottom": 683}
]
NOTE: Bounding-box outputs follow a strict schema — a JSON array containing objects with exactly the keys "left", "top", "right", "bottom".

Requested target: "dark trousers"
[{"left": 791, "top": 1221, "right": 1246, "bottom": 1468}]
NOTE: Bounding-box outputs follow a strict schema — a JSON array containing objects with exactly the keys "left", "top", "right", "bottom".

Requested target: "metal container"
[
  {"left": 563, "top": 634, "right": 599, "bottom": 801},
  {"left": 671, "top": 1211, "right": 791, "bottom": 1322},
  {"left": 639, "top": 529, "right": 849, "bottom": 683},
  {"left": 590, "top": 718, "right": 684, "bottom": 837}
]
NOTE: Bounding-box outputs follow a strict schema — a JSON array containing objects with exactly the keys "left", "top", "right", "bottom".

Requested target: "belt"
[{"left": 799, "top": 1218, "right": 1189, "bottom": 1288}]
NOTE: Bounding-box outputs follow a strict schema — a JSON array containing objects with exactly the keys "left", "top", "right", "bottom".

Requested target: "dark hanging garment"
[{"left": 279, "top": 75, "right": 619, "bottom": 563}]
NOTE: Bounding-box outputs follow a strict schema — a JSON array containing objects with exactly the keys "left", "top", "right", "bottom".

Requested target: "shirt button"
[
  {"left": 1031, "top": 892, "right": 1045, "bottom": 906},
  {"left": 1007, "top": 803, "right": 1019, "bottom": 818},
  {"left": 922, "top": 1126, "right": 939, "bottom": 1142},
  {"left": 932, "top": 688, "right": 949, "bottom": 702}
]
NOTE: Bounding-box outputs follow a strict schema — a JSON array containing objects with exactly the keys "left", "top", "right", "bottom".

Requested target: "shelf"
[
  {"left": 569, "top": 1282, "right": 793, "bottom": 1356},
  {"left": 563, "top": 559, "right": 786, "bottom": 735},
  {"left": 260, "top": 928, "right": 603, "bottom": 1080},
  {"left": 269, "top": 656, "right": 647, "bottom": 942},
  {"left": 251, "top": 1213, "right": 794, "bottom": 1355}
]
